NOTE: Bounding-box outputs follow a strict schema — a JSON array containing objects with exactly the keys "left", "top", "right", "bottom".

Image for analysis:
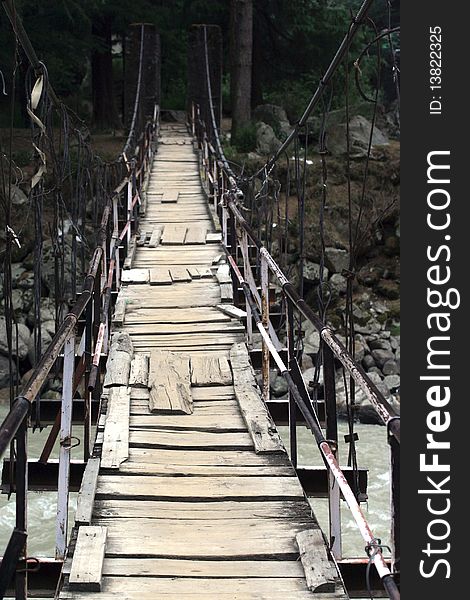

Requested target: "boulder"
[
  {"left": 303, "top": 261, "right": 328, "bottom": 283},
  {"left": 0, "top": 317, "right": 31, "bottom": 360},
  {"left": 2, "top": 184, "right": 29, "bottom": 207},
  {"left": 329, "top": 273, "right": 347, "bottom": 296},
  {"left": 270, "top": 371, "right": 288, "bottom": 398},
  {"left": 369, "top": 339, "right": 392, "bottom": 352},
  {"left": 371, "top": 348, "right": 395, "bottom": 369},
  {"left": 384, "top": 374, "right": 400, "bottom": 392},
  {"left": 255, "top": 122, "right": 281, "bottom": 155},
  {"left": 376, "top": 279, "right": 400, "bottom": 300},
  {"left": 324, "top": 248, "right": 349, "bottom": 273},
  {"left": 0, "top": 355, "right": 17, "bottom": 387},
  {"left": 383, "top": 359, "right": 399, "bottom": 376},
  {"left": 362, "top": 354, "right": 376, "bottom": 370},
  {"left": 327, "top": 116, "right": 389, "bottom": 157},
  {"left": 253, "top": 104, "right": 291, "bottom": 139}
]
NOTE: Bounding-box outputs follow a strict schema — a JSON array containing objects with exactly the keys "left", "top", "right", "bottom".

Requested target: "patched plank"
[
  {"left": 69, "top": 526, "right": 107, "bottom": 591},
  {"left": 148, "top": 351, "right": 193, "bottom": 414}
]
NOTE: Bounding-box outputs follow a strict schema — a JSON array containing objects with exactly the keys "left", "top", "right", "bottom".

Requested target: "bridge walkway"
[{"left": 58, "top": 123, "right": 348, "bottom": 599}]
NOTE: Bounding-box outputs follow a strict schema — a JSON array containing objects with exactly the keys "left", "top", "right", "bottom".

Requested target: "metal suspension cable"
[
  {"left": 250, "top": 0, "right": 375, "bottom": 180},
  {"left": 123, "top": 24, "right": 145, "bottom": 157},
  {"left": 202, "top": 25, "right": 237, "bottom": 186}
]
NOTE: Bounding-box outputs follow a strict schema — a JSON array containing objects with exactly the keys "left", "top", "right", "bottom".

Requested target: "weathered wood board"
[{"left": 148, "top": 351, "right": 193, "bottom": 414}]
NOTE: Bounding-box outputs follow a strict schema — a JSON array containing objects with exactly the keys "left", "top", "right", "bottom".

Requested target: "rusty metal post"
[
  {"left": 14, "top": 419, "right": 28, "bottom": 600},
  {"left": 260, "top": 253, "right": 270, "bottom": 403}
]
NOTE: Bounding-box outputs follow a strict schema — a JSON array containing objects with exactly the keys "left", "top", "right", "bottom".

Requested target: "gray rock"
[
  {"left": 329, "top": 273, "right": 347, "bottom": 295},
  {"left": 303, "top": 261, "right": 328, "bottom": 283},
  {"left": 302, "top": 366, "right": 324, "bottom": 387},
  {"left": 16, "top": 271, "right": 34, "bottom": 289},
  {"left": 328, "top": 115, "right": 389, "bottom": 157},
  {"left": 383, "top": 374, "right": 400, "bottom": 392},
  {"left": 2, "top": 184, "right": 29, "bottom": 206},
  {"left": 324, "top": 248, "right": 349, "bottom": 273},
  {"left": 357, "top": 404, "right": 384, "bottom": 425},
  {"left": 369, "top": 339, "right": 392, "bottom": 352},
  {"left": 0, "top": 355, "right": 17, "bottom": 387},
  {"left": 303, "top": 325, "right": 320, "bottom": 355},
  {"left": 0, "top": 317, "right": 31, "bottom": 360},
  {"left": 390, "top": 335, "right": 400, "bottom": 351},
  {"left": 354, "top": 337, "right": 368, "bottom": 362},
  {"left": 367, "top": 371, "right": 392, "bottom": 400},
  {"left": 383, "top": 359, "right": 399, "bottom": 375},
  {"left": 362, "top": 354, "right": 376, "bottom": 370},
  {"left": 355, "top": 318, "right": 382, "bottom": 335},
  {"left": 270, "top": 372, "right": 288, "bottom": 397},
  {"left": 256, "top": 122, "right": 281, "bottom": 155},
  {"left": 253, "top": 104, "right": 291, "bottom": 139},
  {"left": 27, "top": 328, "right": 53, "bottom": 365},
  {"left": 11, "top": 263, "right": 26, "bottom": 286},
  {"left": 367, "top": 366, "right": 383, "bottom": 377},
  {"left": 371, "top": 348, "right": 395, "bottom": 368}
]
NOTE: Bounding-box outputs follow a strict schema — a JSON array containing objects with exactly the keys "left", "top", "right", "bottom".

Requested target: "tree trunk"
[
  {"left": 230, "top": 0, "right": 253, "bottom": 141},
  {"left": 91, "top": 15, "right": 121, "bottom": 130}
]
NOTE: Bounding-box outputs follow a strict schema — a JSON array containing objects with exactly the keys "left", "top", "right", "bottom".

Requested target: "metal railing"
[{"left": 0, "top": 10, "right": 160, "bottom": 595}]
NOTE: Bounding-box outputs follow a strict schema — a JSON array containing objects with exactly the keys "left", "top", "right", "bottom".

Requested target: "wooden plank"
[
  {"left": 61, "top": 576, "right": 323, "bottom": 599},
  {"left": 206, "top": 232, "right": 222, "bottom": 243},
  {"left": 129, "top": 429, "right": 251, "bottom": 449},
  {"left": 100, "top": 558, "right": 304, "bottom": 578},
  {"left": 129, "top": 413, "right": 245, "bottom": 431},
  {"left": 162, "top": 191, "right": 179, "bottom": 203},
  {"left": 75, "top": 457, "right": 100, "bottom": 525},
  {"left": 148, "top": 351, "right": 193, "bottom": 414},
  {"left": 123, "top": 235, "right": 137, "bottom": 269},
  {"left": 101, "top": 387, "right": 130, "bottom": 469},
  {"left": 121, "top": 269, "right": 149, "bottom": 284},
  {"left": 125, "top": 447, "right": 290, "bottom": 466},
  {"left": 129, "top": 354, "right": 149, "bottom": 388},
  {"left": 190, "top": 356, "right": 233, "bottom": 386},
  {"left": 216, "top": 303, "right": 246, "bottom": 319},
  {"left": 161, "top": 224, "right": 186, "bottom": 244},
  {"left": 296, "top": 529, "right": 339, "bottom": 593},
  {"left": 69, "top": 526, "right": 107, "bottom": 591},
  {"left": 96, "top": 476, "right": 303, "bottom": 501},
  {"left": 187, "top": 266, "right": 201, "bottom": 279},
  {"left": 216, "top": 263, "right": 231, "bottom": 283},
  {"left": 219, "top": 282, "right": 233, "bottom": 303},
  {"left": 198, "top": 267, "right": 213, "bottom": 278},
  {"left": 148, "top": 228, "right": 162, "bottom": 247},
  {"left": 149, "top": 267, "right": 172, "bottom": 285},
  {"left": 185, "top": 225, "right": 207, "bottom": 244},
  {"left": 103, "top": 333, "right": 134, "bottom": 388},
  {"left": 169, "top": 267, "right": 192, "bottom": 282},
  {"left": 230, "top": 343, "right": 285, "bottom": 454},
  {"left": 112, "top": 296, "right": 126, "bottom": 326},
  {"left": 93, "top": 498, "right": 310, "bottom": 520},
  {"left": 119, "top": 462, "right": 294, "bottom": 477}
]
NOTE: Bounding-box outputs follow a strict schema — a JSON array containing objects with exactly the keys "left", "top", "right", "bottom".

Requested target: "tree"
[{"left": 229, "top": 0, "right": 253, "bottom": 141}]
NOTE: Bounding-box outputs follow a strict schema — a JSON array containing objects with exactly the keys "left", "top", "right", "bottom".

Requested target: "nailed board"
[
  {"left": 121, "top": 269, "right": 149, "bottom": 284},
  {"left": 216, "top": 304, "right": 246, "bottom": 319},
  {"left": 162, "top": 191, "right": 179, "bottom": 203},
  {"left": 148, "top": 351, "right": 193, "bottom": 414},
  {"left": 149, "top": 267, "right": 172, "bottom": 285},
  {"left": 129, "top": 354, "right": 149, "bottom": 388},
  {"left": 190, "top": 356, "right": 233, "bottom": 387},
  {"left": 75, "top": 457, "right": 100, "bottom": 525},
  {"left": 230, "top": 343, "right": 285, "bottom": 454},
  {"left": 206, "top": 232, "right": 222, "bottom": 243},
  {"left": 161, "top": 224, "right": 187, "bottom": 244},
  {"left": 103, "top": 333, "right": 134, "bottom": 388},
  {"left": 129, "top": 429, "right": 251, "bottom": 450},
  {"left": 123, "top": 235, "right": 137, "bottom": 270},
  {"left": 169, "top": 267, "right": 192, "bottom": 282},
  {"left": 296, "top": 529, "right": 339, "bottom": 593},
  {"left": 185, "top": 225, "right": 207, "bottom": 244},
  {"left": 101, "top": 387, "right": 130, "bottom": 469},
  {"left": 113, "top": 296, "right": 126, "bottom": 327},
  {"left": 69, "top": 526, "right": 107, "bottom": 591},
  {"left": 148, "top": 229, "right": 162, "bottom": 248}
]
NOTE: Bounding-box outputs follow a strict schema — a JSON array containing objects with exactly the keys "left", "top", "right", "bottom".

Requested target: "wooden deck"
[{"left": 58, "top": 124, "right": 348, "bottom": 599}]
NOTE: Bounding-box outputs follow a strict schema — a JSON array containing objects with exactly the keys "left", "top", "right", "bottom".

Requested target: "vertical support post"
[
  {"left": 126, "top": 178, "right": 132, "bottom": 247},
  {"left": 323, "top": 343, "right": 342, "bottom": 559},
  {"left": 240, "top": 231, "right": 253, "bottom": 346},
  {"left": 286, "top": 297, "right": 297, "bottom": 467},
  {"left": 56, "top": 333, "right": 75, "bottom": 559},
  {"left": 260, "top": 253, "right": 270, "bottom": 403},
  {"left": 14, "top": 418, "right": 28, "bottom": 600},
  {"left": 388, "top": 422, "right": 400, "bottom": 575},
  {"left": 83, "top": 297, "right": 92, "bottom": 462}
]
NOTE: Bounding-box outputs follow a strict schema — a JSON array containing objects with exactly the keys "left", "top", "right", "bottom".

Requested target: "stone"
[
  {"left": 383, "top": 374, "right": 400, "bottom": 392},
  {"left": 329, "top": 273, "right": 347, "bottom": 295},
  {"left": 253, "top": 104, "right": 291, "bottom": 139},
  {"left": 255, "top": 122, "right": 282, "bottom": 155},
  {"left": 0, "top": 355, "right": 17, "bottom": 387},
  {"left": 27, "top": 328, "right": 52, "bottom": 365},
  {"left": 369, "top": 339, "right": 392, "bottom": 352},
  {"left": 355, "top": 318, "right": 382, "bottom": 335},
  {"left": 376, "top": 279, "right": 400, "bottom": 300},
  {"left": 382, "top": 359, "right": 399, "bottom": 376},
  {"left": 2, "top": 183, "right": 29, "bottom": 206},
  {"left": 303, "top": 325, "right": 320, "bottom": 356},
  {"left": 367, "top": 371, "right": 392, "bottom": 400},
  {"left": 390, "top": 335, "right": 400, "bottom": 351},
  {"left": 270, "top": 372, "right": 288, "bottom": 398},
  {"left": 324, "top": 247, "right": 349, "bottom": 273},
  {"left": 362, "top": 354, "right": 376, "bottom": 370},
  {"left": 303, "top": 366, "right": 324, "bottom": 387},
  {"left": 371, "top": 348, "right": 395, "bottom": 368},
  {"left": 367, "top": 366, "right": 383, "bottom": 377},
  {"left": 16, "top": 271, "right": 34, "bottom": 289},
  {"left": 303, "top": 261, "right": 328, "bottom": 283},
  {"left": 327, "top": 115, "right": 389, "bottom": 157},
  {"left": 0, "top": 317, "right": 31, "bottom": 360},
  {"left": 11, "top": 263, "right": 26, "bottom": 286},
  {"left": 354, "top": 337, "right": 367, "bottom": 362}
]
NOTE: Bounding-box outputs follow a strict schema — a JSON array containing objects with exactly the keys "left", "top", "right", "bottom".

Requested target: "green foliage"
[{"left": 232, "top": 121, "right": 257, "bottom": 153}]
